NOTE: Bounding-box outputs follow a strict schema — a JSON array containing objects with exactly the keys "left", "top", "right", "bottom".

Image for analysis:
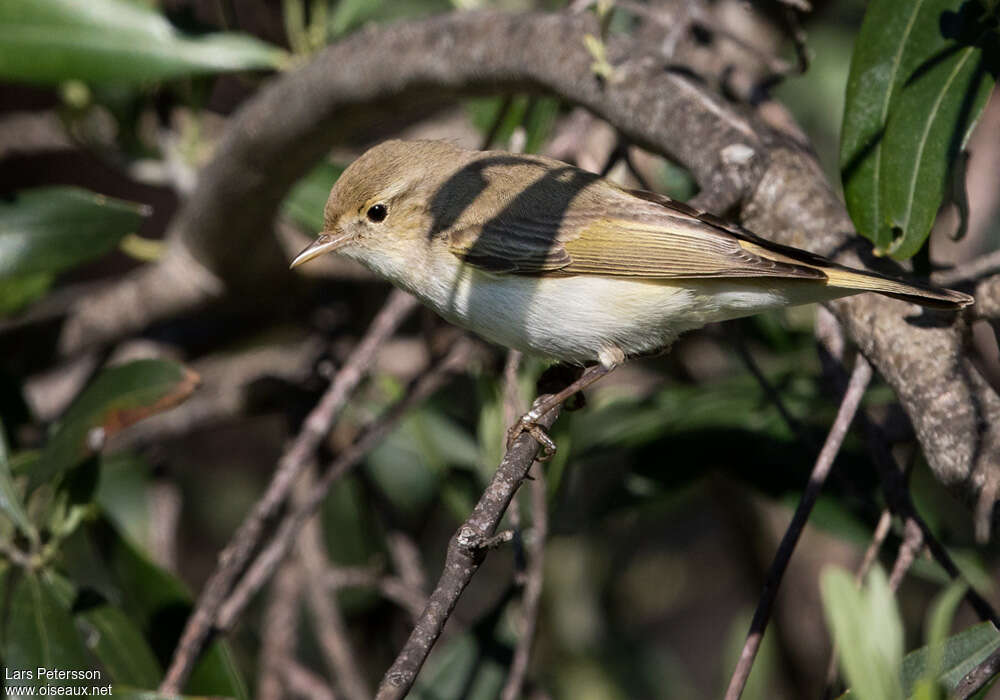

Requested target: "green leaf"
[
  {"left": 907, "top": 581, "right": 968, "bottom": 699},
  {"left": 328, "top": 0, "right": 452, "bottom": 38},
  {"left": 96, "top": 516, "right": 247, "bottom": 699},
  {"left": 2, "top": 573, "right": 94, "bottom": 688},
  {"left": 841, "top": 0, "right": 928, "bottom": 248},
  {"left": 80, "top": 603, "right": 163, "bottom": 688},
  {"left": 282, "top": 161, "right": 345, "bottom": 233},
  {"left": 840, "top": 0, "right": 996, "bottom": 258},
  {"left": 0, "top": 0, "right": 287, "bottom": 85},
  {"left": 32, "top": 360, "right": 199, "bottom": 487},
  {"left": 879, "top": 43, "right": 994, "bottom": 259},
  {"left": 0, "top": 187, "right": 148, "bottom": 280},
  {"left": 0, "top": 419, "right": 36, "bottom": 541},
  {"left": 40, "top": 569, "right": 163, "bottom": 688},
  {"left": 821, "top": 566, "right": 904, "bottom": 700},
  {"left": 0, "top": 272, "right": 53, "bottom": 316},
  {"left": 466, "top": 96, "right": 560, "bottom": 153},
  {"left": 902, "top": 622, "right": 1000, "bottom": 696},
  {"left": 410, "top": 632, "right": 506, "bottom": 700}
]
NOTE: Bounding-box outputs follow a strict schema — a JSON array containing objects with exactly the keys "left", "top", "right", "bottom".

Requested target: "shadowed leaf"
[
  {"left": 0, "top": 187, "right": 148, "bottom": 279},
  {"left": 2, "top": 573, "right": 93, "bottom": 688},
  {"left": 903, "top": 621, "right": 1000, "bottom": 696},
  {"left": 31, "top": 360, "right": 199, "bottom": 487}
]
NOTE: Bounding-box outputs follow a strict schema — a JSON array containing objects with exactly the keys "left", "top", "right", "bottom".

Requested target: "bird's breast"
[{"left": 356, "top": 242, "right": 835, "bottom": 364}]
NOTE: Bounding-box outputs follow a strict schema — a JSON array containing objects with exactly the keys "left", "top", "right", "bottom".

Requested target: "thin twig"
[
  {"left": 257, "top": 565, "right": 303, "bottom": 700},
  {"left": 148, "top": 481, "right": 182, "bottom": 572},
  {"left": 501, "top": 349, "right": 547, "bottom": 700},
  {"left": 159, "top": 290, "right": 417, "bottom": 695},
  {"left": 858, "top": 509, "right": 894, "bottom": 584},
  {"left": 298, "top": 473, "right": 371, "bottom": 700},
  {"left": 385, "top": 530, "right": 428, "bottom": 599},
  {"left": 888, "top": 515, "right": 924, "bottom": 592},
  {"left": 284, "top": 660, "right": 338, "bottom": 700},
  {"left": 724, "top": 357, "right": 873, "bottom": 700},
  {"left": 502, "top": 461, "right": 548, "bottom": 700},
  {"left": 480, "top": 95, "right": 515, "bottom": 151},
  {"left": 815, "top": 309, "right": 1000, "bottom": 628},
  {"left": 822, "top": 508, "right": 895, "bottom": 698},
  {"left": 729, "top": 328, "right": 816, "bottom": 451},
  {"left": 215, "top": 340, "right": 474, "bottom": 632},
  {"left": 933, "top": 248, "right": 1000, "bottom": 286},
  {"left": 321, "top": 565, "right": 426, "bottom": 620},
  {"left": 376, "top": 398, "right": 562, "bottom": 700}
]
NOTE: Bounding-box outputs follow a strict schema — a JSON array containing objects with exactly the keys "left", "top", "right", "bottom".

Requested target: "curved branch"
[{"left": 60, "top": 9, "right": 999, "bottom": 505}]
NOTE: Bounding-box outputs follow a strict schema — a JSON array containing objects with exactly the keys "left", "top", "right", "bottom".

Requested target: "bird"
[{"left": 290, "top": 139, "right": 972, "bottom": 454}]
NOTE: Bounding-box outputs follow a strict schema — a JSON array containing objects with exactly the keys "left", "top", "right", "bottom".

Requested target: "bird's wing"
[{"left": 447, "top": 186, "right": 825, "bottom": 280}]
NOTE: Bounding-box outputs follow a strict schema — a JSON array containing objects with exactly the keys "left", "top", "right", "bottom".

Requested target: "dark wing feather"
[{"left": 448, "top": 183, "right": 824, "bottom": 280}]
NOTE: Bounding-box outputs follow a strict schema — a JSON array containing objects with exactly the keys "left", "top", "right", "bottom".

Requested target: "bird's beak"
[{"left": 289, "top": 230, "right": 353, "bottom": 269}]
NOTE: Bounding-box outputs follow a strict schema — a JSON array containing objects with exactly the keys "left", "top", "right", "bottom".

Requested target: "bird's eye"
[{"left": 366, "top": 203, "right": 388, "bottom": 223}]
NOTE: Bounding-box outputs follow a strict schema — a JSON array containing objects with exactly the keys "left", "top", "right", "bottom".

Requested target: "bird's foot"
[{"left": 506, "top": 408, "right": 558, "bottom": 461}]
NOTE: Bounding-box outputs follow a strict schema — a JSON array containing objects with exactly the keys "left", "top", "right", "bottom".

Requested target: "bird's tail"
[
  {"left": 737, "top": 240, "right": 973, "bottom": 310},
  {"left": 819, "top": 266, "right": 973, "bottom": 310}
]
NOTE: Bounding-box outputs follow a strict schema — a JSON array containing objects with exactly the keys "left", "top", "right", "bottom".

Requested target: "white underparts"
[{"left": 348, "top": 240, "right": 850, "bottom": 364}]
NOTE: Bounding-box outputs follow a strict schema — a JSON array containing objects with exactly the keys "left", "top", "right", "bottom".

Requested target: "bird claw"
[{"left": 506, "top": 416, "right": 558, "bottom": 461}]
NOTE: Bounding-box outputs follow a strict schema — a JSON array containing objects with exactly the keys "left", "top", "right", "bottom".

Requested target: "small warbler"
[{"left": 291, "top": 140, "right": 971, "bottom": 451}]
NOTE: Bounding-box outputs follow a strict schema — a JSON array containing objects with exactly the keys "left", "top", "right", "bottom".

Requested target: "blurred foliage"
[
  {"left": 0, "top": 0, "right": 287, "bottom": 84},
  {"left": 0, "top": 0, "right": 998, "bottom": 698},
  {"left": 822, "top": 570, "right": 1000, "bottom": 699}
]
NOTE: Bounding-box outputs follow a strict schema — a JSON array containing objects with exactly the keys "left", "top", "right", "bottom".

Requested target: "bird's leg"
[{"left": 506, "top": 362, "right": 615, "bottom": 460}]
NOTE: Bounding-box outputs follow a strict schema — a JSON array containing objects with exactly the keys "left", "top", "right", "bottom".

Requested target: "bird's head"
[{"left": 289, "top": 139, "right": 469, "bottom": 270}]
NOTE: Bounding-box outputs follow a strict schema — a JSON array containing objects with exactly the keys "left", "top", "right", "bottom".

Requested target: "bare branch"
[
  {"left": 823, "top": 508, "right": 895, "bottom": 698},
  {"left": 815, "top": 309, "right": 1000, "bottom": 628},
  {"left": 502, "top": 463, "right": 548, "bottom": 700},
  {"left": 323, "top": 563, "right": 426, "bottom": 619},
  {"left": 725, "top": 357, "right": 873, "bottom": 700},
  {"left": 160, "top": 290, "right": 416, "bottom": 695},
  {"left": 933, "top": 248, "right": 1000, "bottom": 286},
  {"left": 857, "top": 509, "right": 893, "bottom": 585},
  {"left": 298, "top": 474, "right": 371, "bottom": 700},
  {"left": 258, "top": 565, "right": 303, "bottom": 700},
  {"left": 385, "top": 530, "right": 428, "bottom": 600},
  {"left": 214, "top": 340, "right": 474, "bottom": 632},
  {"left": 376, "top": 398, "right": 562, "bottom": 700},
  {"left": 284, "top": 660, "right": 339, "bottom": 700},
  {"left": 888, "top": 516, "right": 924, "bottom": 592}
]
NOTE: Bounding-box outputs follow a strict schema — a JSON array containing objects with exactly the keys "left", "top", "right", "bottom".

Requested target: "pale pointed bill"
[{"left": 289, "top": 231, "right": 353, "bottom": 269}]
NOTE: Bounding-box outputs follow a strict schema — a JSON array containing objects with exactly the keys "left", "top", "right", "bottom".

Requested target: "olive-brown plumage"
[{"left": 292, "top": 140, "right": 972, "bottom": 366}]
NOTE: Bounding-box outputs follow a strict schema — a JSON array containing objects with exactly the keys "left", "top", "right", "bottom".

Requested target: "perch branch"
[
  {"left": 376, "top": 399, "right": 561, "bottom": 700},
  {"left": 724, "top": 357, "right": 872, "bottom": 700}
]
